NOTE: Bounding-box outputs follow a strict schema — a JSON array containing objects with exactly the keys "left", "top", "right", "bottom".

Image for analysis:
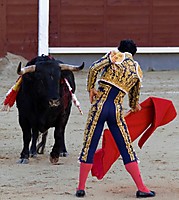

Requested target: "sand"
[{"left": 0, "top": 53, "right": 179, "bottom": 200}]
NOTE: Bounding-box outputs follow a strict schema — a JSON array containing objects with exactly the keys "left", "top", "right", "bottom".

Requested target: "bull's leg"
[
  {"left": 30, "top": 128, "right": 39, "bottom": 157},
  {"left": 59, "top": 125, "right": 69, "bottom": 157},
  {"left": 59, "top": 103, "right": 72, "bottom": 156},
  {"left": 50, "top": 124, "right": 69, "bottom": 163},
  {"left": 50, "top": 104, "right": 72, "bottom": 163},
  {"left": 18, "top": 124, "right": 32, "bottom": 164}
]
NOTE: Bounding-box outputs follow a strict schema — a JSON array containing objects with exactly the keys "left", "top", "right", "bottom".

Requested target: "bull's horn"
[
  {"left": 17, "top": 62, "right": 36, "bottom": 75},
  {"left": 59, "top": 62, "right": 84, "bottom": 71}
]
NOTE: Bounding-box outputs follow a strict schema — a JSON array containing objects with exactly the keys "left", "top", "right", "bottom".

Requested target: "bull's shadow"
[{"left": 15, "top": 55, "right": 84, "bottom": 164}]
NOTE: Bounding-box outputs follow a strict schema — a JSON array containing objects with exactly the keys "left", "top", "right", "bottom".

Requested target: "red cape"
[{"left": 91, "top": 96, "right": 177, "bottom": 180}]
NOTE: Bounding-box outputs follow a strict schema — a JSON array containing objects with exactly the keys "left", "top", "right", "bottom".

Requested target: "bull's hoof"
[
  {"left": 49, "top": 156, "right": 59, "bottom": 164},
  {"left": 30, "top": 150, "right": 37, "bottom": 158},
  {"left": 17, "top": 158, "right": 29, "bottom": 164},
  {"left": 30, "top": 153, "right": 37, "bottom": 158},
  {"left": 59, "top": 152, "right": 69, "bottom": 157}
]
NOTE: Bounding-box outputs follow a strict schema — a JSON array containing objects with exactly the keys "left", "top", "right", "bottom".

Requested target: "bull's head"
[{"left": 17, "top": 59, "right": 84, "bottom": 108}]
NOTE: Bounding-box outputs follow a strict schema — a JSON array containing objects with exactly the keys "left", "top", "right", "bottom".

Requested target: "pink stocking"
[
  {"left": 125, "top": 161, "right": 150, "bottom": 192},
  {"left": 77, "top": 162, "right": 93, "bottom": 190}
]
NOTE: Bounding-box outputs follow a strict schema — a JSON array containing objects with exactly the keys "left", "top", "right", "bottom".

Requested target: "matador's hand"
[
  {"left": 131, "top": 103, "right": 141, "bottom": 112},
  {"left": 89, "top": 88, "right": 98, "bottom": 104}
]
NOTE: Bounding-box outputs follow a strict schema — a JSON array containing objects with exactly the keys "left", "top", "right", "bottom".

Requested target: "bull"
[{"left": 16, "top": 55, "right": 84, "bottom": 164}]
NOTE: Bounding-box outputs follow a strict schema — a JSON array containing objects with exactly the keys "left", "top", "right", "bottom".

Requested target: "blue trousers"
[{"left": 79, "top": 82, "right": 137, "bottom": 165}]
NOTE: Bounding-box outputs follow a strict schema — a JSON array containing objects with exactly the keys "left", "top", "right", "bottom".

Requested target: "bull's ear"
[{"left": 60, "top": 62, "right": 85, "bottom": 71}]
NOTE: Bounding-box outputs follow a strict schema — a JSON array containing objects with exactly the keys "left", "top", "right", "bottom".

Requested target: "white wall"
[{"left": 38, "top": 0, "right": 49, "bottom": 56}]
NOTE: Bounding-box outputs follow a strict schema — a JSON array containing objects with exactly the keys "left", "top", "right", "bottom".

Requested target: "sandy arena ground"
[{"left": 0, "top": 53, "right": 179, "bottom": 200}]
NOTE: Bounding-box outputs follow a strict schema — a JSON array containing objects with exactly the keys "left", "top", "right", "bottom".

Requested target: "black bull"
[{"left": 16, "top": 55, "right": 84, "bottom": 164}]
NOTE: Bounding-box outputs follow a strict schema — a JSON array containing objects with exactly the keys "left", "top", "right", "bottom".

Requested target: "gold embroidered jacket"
[{"left": 87, "top": 50, "right": 143, "bottom": 109}]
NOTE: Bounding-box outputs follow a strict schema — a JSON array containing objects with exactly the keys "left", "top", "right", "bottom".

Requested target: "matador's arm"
[
  {"left": 128, "top": 63, "right": 143, "bottom": 110},
  {"left": 87, "top": 53, "right": 111, "bottom": 92}
]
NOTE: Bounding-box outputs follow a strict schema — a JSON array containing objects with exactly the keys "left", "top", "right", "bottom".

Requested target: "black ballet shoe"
[
  {"left": 136, "top": 190, "right": 156, "bottom": 198},
  {"left": 76, "top": 190, "right": 86, "bottom": 197}
]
